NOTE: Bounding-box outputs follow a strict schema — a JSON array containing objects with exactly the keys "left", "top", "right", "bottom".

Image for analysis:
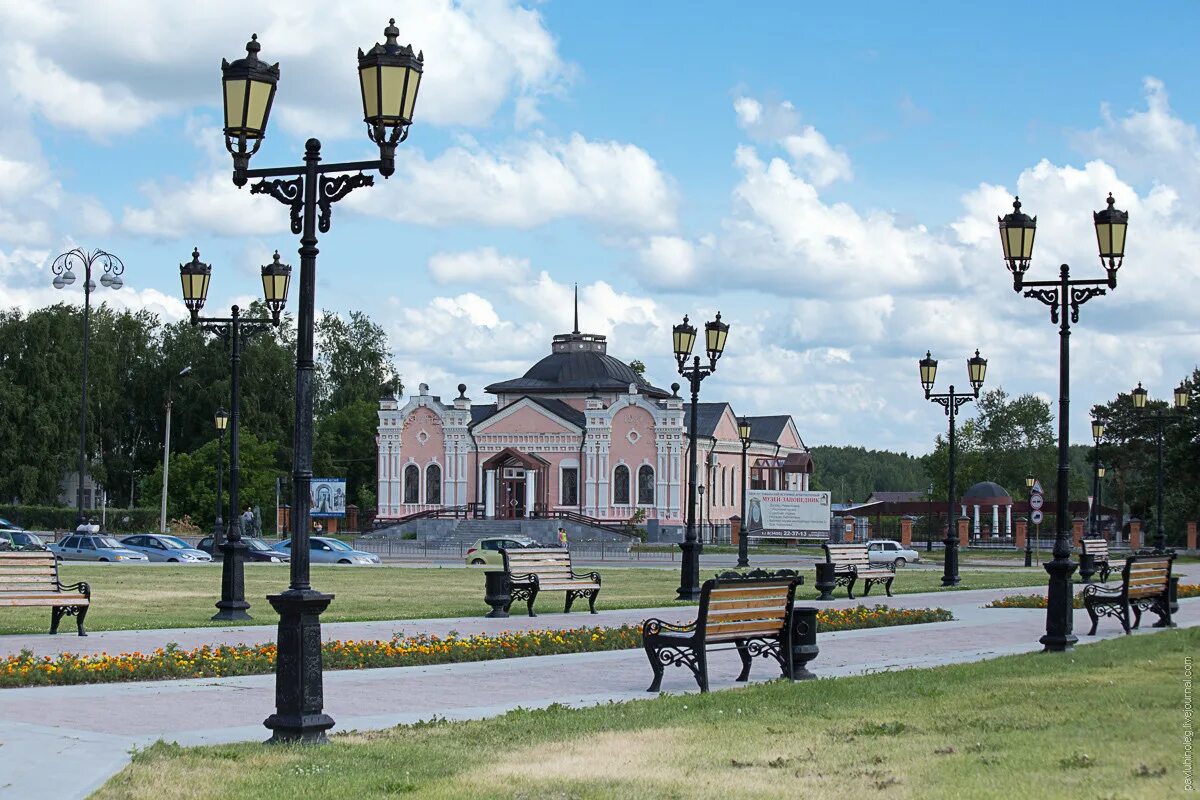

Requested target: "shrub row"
[{"left": 0, "top": 505, "right": 160, "bottom": 533}]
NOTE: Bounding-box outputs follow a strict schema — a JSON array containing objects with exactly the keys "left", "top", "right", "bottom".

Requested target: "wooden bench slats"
[
  {"left": 1083, "top": 554, "right": 1172, "bottom": 635},
  {"left": 823, "top": 542, "right": 896, "bottom": 599},
  {"left": 0, "top": 596, "right": 90, "bottom": 606},
  {"left": 708, "top": 612, "right": 789, "bottom": 627},
  {"left": 0, "top": 566, "right": 57, "bottom": 576},
  {"left": 501, "top": 547, "right": 601, "bottom": 616},
  {"left": 1, "top": 574, "right": 59, "bottom": 584},
  {"left": 0, "top": 551, "right": 90, "bottom": 634}
]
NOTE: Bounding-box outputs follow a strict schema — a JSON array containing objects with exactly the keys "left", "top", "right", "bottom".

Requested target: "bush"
[
  {"left": 0, "top": 505, "right": 160, "bottom": 533},
  {"left": 401, "top": 531, "right": 417, "bottom": 540}
]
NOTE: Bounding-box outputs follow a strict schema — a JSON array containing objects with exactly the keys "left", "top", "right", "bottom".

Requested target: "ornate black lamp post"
[
  {"left": 737, "top": 416, "right": 752, "bottom": 568},
  {"left": 1089, "top": 417, "right": 1105, "bottom": 539},
  {"left": 1095, "top": 463, "right": 1106, "bottom": 538},
  {"left": 925, "top": 482, "right": 934, "bottom": 552},
  {"left": 219, "top": 21, "right": 422, "bottom": 743},
  {"left": 181, "top": 248, "right": 291, "bottom": 622},
  {"left": 214, "top": 409, "right": 229, "bottom": 539},
  {"left": 1024, "top": 473, "right": 1036, "bottom": 567},
  {"left": 997, "top": 192, "right": 1129, "bottom": 652},
  {"left": 919, "top": 350, "right": 987, "bottom": 587},
  {"left": 1131, "top": 382, "right": 1189, "bottom": 551},
  {"left": 673, "top": 313, "right": 730, "bottom": 601},
  {"left": 50, "top": 249, "right": 125, "bottom": 526}
]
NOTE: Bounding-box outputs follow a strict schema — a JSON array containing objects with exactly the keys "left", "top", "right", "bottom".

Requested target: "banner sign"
[
  {"left": 744, "top": 490, "right": 832, "bottom": 534},
  {"left": 310, "top": 478, "right": 347, "bottom": 518}
]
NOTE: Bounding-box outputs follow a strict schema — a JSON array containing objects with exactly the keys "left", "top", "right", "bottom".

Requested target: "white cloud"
[
  {"left": 428, "top": 247, "right": 530, "bottom": 284},
  {"left": 351, "top": 133, "right": 677, "bottom": 230},
  {"left": 122, "top": 171, "right": 291, "bottom": 239},
  {"left": 735, "top": 96, "right": 852, "bottom": 186}
]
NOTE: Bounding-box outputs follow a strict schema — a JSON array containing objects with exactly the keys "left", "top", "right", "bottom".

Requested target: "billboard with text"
[{"left": 744, "top": 490, "right": 831, "bottom": 534}]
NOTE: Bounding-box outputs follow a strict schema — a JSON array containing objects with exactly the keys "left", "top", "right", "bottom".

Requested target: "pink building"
[{"left": 376, "top": 324, "right": 812, "bottom": 535}]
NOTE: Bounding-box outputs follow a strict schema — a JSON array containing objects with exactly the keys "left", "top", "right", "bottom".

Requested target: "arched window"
[
  {"left": 637, "top": 465, "right": 655, "bottom": 505},
  {"left": 720, "top": 466, "right": 726, "bottom": 506},
  {"left": 403, "top": 464, "right": 420, "bottom": 504},
  {"left": 613, "top": 464, "right": 630, "bottom": 505},
  {"left": 425, "top": 463, "right": 442, "bottom": 505}
]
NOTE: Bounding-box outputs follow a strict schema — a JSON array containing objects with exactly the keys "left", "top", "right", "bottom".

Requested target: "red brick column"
[
  {"left": 1129, "top": 519, "right": 1142, "bottom": 551},
  {"left": 1187, "top": 521, "right": 1197, "bottom": 551},
  {"left": 899, "top": 516, "right": 913, "bottom": 547},
  {"left": 1014, "top": 518, "right": 1027, "bottom": 551},
  {"left": 1072, "top": 517, "right": 1085, "bottom": 547},
  {"left": 957, "top": 516, "right": 970, "bottom": 548},
  {"left": 730, "top": 515, "right": 742, "bottom": 548},
  {"left": 843, "top": 515, "right": 856, "bottom": 543}
]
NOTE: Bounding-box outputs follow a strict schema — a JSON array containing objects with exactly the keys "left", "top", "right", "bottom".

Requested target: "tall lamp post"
[
  {"left": 919, "top": 350, "right": 987, "bottom": 587},
  {"left": 50, "top": 249, "right": 125, "bottom": 527},
  {"left": 673, "top": 313, "right": 730, "bottom": 601},
  {"left": 219, "top": 20, "right": 422, "bottom": 742},
  {"left": 1131, "top": 382, "right": 1190, "bottom": 551},
  {"left": 1095, "top": 463, "right": 1106, "bottom": 539},
  {"left": 214, "top": 409, "right": 229, "bottom": 539},
  {"left": 997, "top": 192, "right": 1129, "bottom": 652},
  {"left": 181, "top": 248, "right": 291, "bottom": 622},
  {"left": 1089, "top": 417, "right": 1105, "bottom": 539},
  {"left": 925, "top": 482, "right": 934, "bottom": 552},
  {"left": 737, "top": 416, "right": 752, "bottom": 568},
  {"left": 1024, "top": 473, "right": 1036, "bottom": 567}
]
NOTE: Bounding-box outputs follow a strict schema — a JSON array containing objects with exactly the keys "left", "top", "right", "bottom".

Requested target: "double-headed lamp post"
[
  {"left": 220, "top": 20, "right": 422, "bottom": 743},
  {"left": 1131, "top": 381, "right": 1190, "bottom": 551},
  {"left": 737, "top": 416, "right": 752, "bottom": 568},
  {"left": 1089, "top": 417, "right": 1105, "bottom": 539},
  {"left": 673, "top": 313, "right": 730, "bottom": 600},
  {"left": 919, "top": 350, "right": 987, "bottom": 587},
  {"left": 181, "top": 248, "right": 292, "bottom": 623},
  {"left": 215, "top": 409, "right": 229, "bottom": 538},
  {"left": 997, "top": 192, "right": 1129, "bottom": 652},
  {"left": 50, "top": 249, "right": 125, "bottom": 527},
  {"left": 1024, "top": 473, "right": 1036, "bottom": 567}
]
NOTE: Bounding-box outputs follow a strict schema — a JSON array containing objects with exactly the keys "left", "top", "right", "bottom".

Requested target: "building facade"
[{"left": 375, "top": 324, "right": 812, "bottom": 531}]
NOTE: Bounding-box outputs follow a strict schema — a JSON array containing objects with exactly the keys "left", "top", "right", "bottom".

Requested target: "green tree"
[
  {"left": 629, "top": 359, "right": 646, "bottom": 378},
  {"left": 809, "top": 446, "right": 930, "bottom": 504},
  {"left": 316, "top": 310, "right": 399, "bottom": 416}
]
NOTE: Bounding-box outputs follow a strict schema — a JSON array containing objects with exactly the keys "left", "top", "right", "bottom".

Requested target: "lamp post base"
[
  {"left": 212, "top": 540, "right": 251, "bottom": 621},
  {"left": 1039, "top": 556, "right": 1078, "bottom": 652},
  {"left": 264, "top": 588, "right": 335, "bottom": 743},
  {"left": 676, "top": 539, "right": 703, "bottom": 601},
  {"left": 940, "top": 539, "right": 960, "bottom": 587}
]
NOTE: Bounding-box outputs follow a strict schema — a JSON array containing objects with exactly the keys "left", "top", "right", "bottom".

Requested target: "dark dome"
[
  {"left": 962, "top": 481, "right": 1012, "bottom": 502},
  {"left": 485, "top": 332, "right": 670, "bottom": 398}
]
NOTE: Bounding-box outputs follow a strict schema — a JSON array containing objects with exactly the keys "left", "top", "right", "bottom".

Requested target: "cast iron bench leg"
[
  {"left": 862, "top": 578, "right": 873, "bottom": 598},
  {"left": 75, "top": 605, "right": 88, "bottom": 636},
  {"left": 644, "top": 641, "right": 665, "bottom": 692},
  {"left": 526, "top": 586, "right": 539, "bottom": 617},
  {"left": 564, "top": 591, "right": 576, "bottom": 614},
  {"left": 587, "top": 588, "right": 599, "bottom": 614},
  {"left": 884, "top": 577, "right": 894, "bottom": 597},
  {"left": 694, "top": 646, "right": 709, "bottom": 693},
  {"left": 845, "top": 576, "right": 857, "bottom": 600},
  {"left": 735, "top": 640, "right": 752, "bottom": 682},
  {"left": 1085, "top": 599, "right": 1101, "bottom": 635},
  {"left": 49, "top": 606, "right": 65, "bottom": 635},
  {"left": 1120, "top": 600, "right": 1132, "bottom": 634}
]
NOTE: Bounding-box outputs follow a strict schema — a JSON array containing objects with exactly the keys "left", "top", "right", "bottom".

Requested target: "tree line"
[{"left": 0, "top": 303, "right": 399, "bottom": 529}]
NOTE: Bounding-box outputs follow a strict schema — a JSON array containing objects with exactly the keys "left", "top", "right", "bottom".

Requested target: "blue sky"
[{"left": 2, "top": 1, "right": 1199, "bottom": 455}]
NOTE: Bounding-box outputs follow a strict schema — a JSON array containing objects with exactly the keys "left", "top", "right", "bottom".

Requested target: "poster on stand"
[
  {"left": 744, "top": 490, "right": 831, "bottom": 534},
  {"left": 310, "top": 478, "right": 347, "bottom": 518}
]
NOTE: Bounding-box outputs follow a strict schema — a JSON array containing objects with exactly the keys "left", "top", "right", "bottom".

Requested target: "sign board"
[
  {"left": 1031, "top": 480, "right": 1043, "bottom": 495},
  {"left": 310, "top": 478, "right": 347, "bottom": 518},
  {"left": 1029, "top": 493, "right": 1044, "bottom": 511},
  {"left": 1030, "top": 509, "right": 1044, "bottom": 525},
  {"left": 744, "top": 490, "right": 831, "bottom": 534}
]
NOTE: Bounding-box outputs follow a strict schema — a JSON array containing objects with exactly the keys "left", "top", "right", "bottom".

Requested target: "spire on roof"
[{"left": 573, "top": 282, "right": 579, "bottom": 335}]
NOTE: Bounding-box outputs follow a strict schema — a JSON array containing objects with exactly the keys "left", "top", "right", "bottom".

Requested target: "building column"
[
  {"left": 958, "top": 516, "right": 970, "bottom": 548},
  {"left": 1129, "top": 519, "right": 1142, "bottom": 550},
  {"left": 1187, "top": 521, "right": 1197, "bottom": 551},
  {"left": 484, "top": 469, "right": 497, "bottom": 519},
  {"left": 973, "top": 504, "right": 980, "bottom": 537},
  {"left": 1005, "top": 505, "right": 1012, "bottom": 536},
  {"left": 991, "top": 505, "right": 999, "bottom": 538},
  {"left": 1014, "top": 518, "right": 1027, "bottom": 551},
  {"left": 524, "top": 471, "right": 537, "bottom": 518},
  {"left": 899, "top": 516, "right": 914, "bottom": 547}
]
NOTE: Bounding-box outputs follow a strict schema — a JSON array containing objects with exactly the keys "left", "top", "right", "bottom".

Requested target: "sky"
[{"left": 1, "top": 0, "right": 1198, "bottom": 455}]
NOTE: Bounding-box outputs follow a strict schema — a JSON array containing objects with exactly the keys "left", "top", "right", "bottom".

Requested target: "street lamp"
[
  {"left": 1024, "top": 473, "right": 1036, "bottom": 567},
  {"left": 918, "top": 349, "right": 986, "bottom": 587},
  {"left": 1130, "top": 381, "right": 1189, "bottom": 551},
  {"left": 737, "top": 416, "right": 752, "bottom": 568},
  {"left": 1089, "top": 417, "right": 1105, "bottom": 540},
  {"left": 180, "top": 247, "right": 292, "bottom": 622},
  {"left": 220, "top": 21, "right": 422, "bottom": 743},
  {"left": 1095, "top": 463, "right": 1106, "bottom": 539},
  {"left": 997, "top": 192, "right": 1128, "bottom": 652},
  {"left": 673, "top": 312, "right": 730, "bottom": 600},
  {"left": 214, "top": 409, "right": 229, "bottom": 539},
  {"left": 50, "top": 249, "right": 125, "bottom": 527}
]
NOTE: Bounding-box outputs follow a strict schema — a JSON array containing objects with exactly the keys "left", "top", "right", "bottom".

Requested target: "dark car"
[
  {"left": 0, "top": 519, "right": 49, "bottom": 551},
  {"left": 196, "top": 536, "right": 290, "bottom": 562}
]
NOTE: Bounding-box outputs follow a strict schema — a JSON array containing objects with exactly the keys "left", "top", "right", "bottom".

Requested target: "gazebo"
[{"left": 961, "top": 481, "right": 1013, "bottom": 538}]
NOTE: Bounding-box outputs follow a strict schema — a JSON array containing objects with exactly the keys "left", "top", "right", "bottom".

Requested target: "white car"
[
  {"left": 867, "top": 539, "right": 920, "bottom": 567},
  {"left": 273, "top": 536, "right": 381, "bottom": 565}
]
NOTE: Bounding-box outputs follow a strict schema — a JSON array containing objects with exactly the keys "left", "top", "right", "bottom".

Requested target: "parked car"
[
  {"left": 866, "top": 539, "right": 920, "bottom": 567},
  {"left": 273, "top": 536, "right": 381, "bottom": 565},
  {"left": 464, "top": 536, "right": 538, "bottom": 567},
  {"left": 119, "top": 534, "right": 213, "bottom": 563},
  {"left": 196, "top": 536, "right": 290, "bottom": 562},
  {"left": 0, "top": 519, "right": 47, "bottom": 551},
  {"left": 48, "top": 534, "right": 149, "bottom": 562}
]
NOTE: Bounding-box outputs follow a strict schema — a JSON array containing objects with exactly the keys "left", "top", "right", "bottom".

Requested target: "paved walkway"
[{"left": 0, "top": 584, "right": 1195, "bottom": 800}]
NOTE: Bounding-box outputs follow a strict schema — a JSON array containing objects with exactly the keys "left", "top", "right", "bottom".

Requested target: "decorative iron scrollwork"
[
  {"left": 251, "top": 176, "right": 304, "bottom": 234},
  {"left": 317, "top": 172, "right": 374, "bottom": 233}
]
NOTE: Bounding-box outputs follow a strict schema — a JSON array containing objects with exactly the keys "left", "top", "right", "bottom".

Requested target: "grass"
[
  {"left": 93, "top": 627, "right": 1197, "bottom": 800},
  {"left": 0, "top": 564, "right": 1048, "bottom": 635}
]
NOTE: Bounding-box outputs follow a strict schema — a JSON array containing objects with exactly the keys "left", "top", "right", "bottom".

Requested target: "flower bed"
[
  {"left": 987, "top": 584, "right": 1198, "bottom": 609},
  {"left": 0, "top": 605, "right": 952, "bottom": 689}
]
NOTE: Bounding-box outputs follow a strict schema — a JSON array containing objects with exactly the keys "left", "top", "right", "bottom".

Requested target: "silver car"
[
  {"left": 49, "top": 534, "right": 149, "bottom": 563},
  {"left": 273, "top": 536, "right": 381, "bottom": 565},
  {"left": 120, "top": 534, "right": 213, "bottom": 563},
  {"left": 867, "top": 539, "right": 921, "bottom": 567}
]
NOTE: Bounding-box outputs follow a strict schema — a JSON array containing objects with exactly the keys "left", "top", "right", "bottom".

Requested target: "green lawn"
[
  {"left": 93, "top": 627, "right": 1196, "bottom": 800},
  {"left": 0, "top": 564, "right": 1049, "bottom": 635}
]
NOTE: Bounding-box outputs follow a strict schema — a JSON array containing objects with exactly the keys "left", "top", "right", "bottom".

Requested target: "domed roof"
[
  {"left": 485, "top": 331, "right": 670, "bottom": 398},
  {"left": 962, "top": 481, "right": 1012, "bottom": 502}
]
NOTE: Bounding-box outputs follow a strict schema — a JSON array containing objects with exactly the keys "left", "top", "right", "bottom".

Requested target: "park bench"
[
  {"left": 0, "top": 551, "right": 90, "bottom": 635},
  {"left": 822, "top": 543, "right": 895, "bottom": 599},
  {"left": 642, "top": 569, "right": 800, "bottom": 692},
  {"left": 1080, "top": 538, "right": 1119, "bottom": 582},
  {"left": 499, "top": 547, "right": 601, "bottom": 616},
  {"left": 1082, "top": 554, "right": 1172, "bottom": 635}
]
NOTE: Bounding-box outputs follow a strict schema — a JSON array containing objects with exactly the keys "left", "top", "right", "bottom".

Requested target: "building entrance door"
[{"left": 500, "top": 476, "right": 526, "bottom": 519}]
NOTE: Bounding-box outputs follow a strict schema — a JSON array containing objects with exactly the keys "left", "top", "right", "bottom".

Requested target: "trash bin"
[
  {"left": 483, "top": 571, "right": 510, "bottom": 618},
  {"left": 789, "top": 606, "right": 819, "bottom": 680}
]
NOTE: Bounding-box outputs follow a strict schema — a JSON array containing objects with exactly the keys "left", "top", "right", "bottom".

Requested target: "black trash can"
[
  {"left": 483, "top": 570, "right": 510, "bottom": 618},
  {"left": 1078, "top": 553, "right": 1097, "bottom": 584},
  {"left": 789, "top": 606, "right": 820, "bottom": 680},
  {"left": 814, "top": 562, "right": 837, "bottom": 601}
]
